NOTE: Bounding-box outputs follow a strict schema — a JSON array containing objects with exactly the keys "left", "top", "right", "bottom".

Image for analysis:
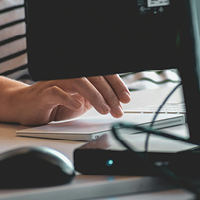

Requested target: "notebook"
[{"left": 16, "top": 113, "right": 185, "bottom": 141}]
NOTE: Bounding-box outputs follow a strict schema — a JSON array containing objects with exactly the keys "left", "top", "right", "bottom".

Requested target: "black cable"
[
  {"left": 112, "top": 122, "right": 192, "bottom": 148},
  {"left": 112, "top": 122, "right": 200, "bottom": 199},
  {"left": 111, "top": 82, "right": 200, "bottom": 198},
  {"left": 145, "top": 82, "right": 182, "bottom": 152}
]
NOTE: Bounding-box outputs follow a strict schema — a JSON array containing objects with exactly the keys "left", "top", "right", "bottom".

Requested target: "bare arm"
[
  {"left": 0, "top": 75, "right": 131, "bottom": 125},
  {"left": 0, "top": 76, "right": 28, "bottom": 123}
]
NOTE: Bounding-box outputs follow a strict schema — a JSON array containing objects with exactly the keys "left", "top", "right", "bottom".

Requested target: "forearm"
[
  {"left": 0, "top": 74, "right": 131, "bottom": 126},
  {"left": 0, "top": 76, "right": 29, "bottom": 123}
]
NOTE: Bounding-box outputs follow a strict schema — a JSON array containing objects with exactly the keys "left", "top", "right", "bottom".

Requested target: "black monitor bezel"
[{"left": 25, "top": 0, "right": 200, "bottom": 145}]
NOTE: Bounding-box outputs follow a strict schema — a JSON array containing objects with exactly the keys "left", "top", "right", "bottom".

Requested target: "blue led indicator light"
[{"left": 106, "top": 159, "right": 114, "bottom": 166}]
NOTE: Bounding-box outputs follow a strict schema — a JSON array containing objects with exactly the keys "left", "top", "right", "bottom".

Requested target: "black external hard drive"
[{"left": 74, "top": 149, "right": 178, "bottom": 176}]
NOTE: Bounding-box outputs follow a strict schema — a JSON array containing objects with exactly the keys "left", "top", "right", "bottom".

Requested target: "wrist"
[{"left": 0, "top": 77, "right": 29, "bottom": 124}]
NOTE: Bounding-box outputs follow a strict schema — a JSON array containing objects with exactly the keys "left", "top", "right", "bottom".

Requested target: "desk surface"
[
  {"left": 0, "top": 86, "right": 196, "bottom": 200},
  {"left": 0, "top": 122, "right": 195, "bottom": 200}
]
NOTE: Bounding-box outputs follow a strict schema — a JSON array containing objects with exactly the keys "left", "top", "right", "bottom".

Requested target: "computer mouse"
[{"left": 0, "top": 146, "right": 75, "bottom": 189}]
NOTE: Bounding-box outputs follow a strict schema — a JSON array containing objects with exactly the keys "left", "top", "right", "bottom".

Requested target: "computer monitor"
[{"left": 26, "top": 0, "right": 200, "bottom": 144}]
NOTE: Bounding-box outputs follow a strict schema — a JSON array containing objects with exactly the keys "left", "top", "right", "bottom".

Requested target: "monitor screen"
[{"left": 26, "top": 0, "right": 200, "bottom": 144}]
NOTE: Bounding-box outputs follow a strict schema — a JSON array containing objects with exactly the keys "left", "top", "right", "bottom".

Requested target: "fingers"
[
  {"left": 50, "top": 94, "right": 93, "bottom": 121},
  {"left": 71, "top": 77, "right": 111, "bottom": 115},
  {"left": 38, "top": 79, "right": 111, "bottom": 115},
  {"left": 42, "top": 74, "right": 131, "bottom": 118},
  {"left": 87, "top": 75, "right": 131, "bottom": 118},
  {"left": 41, "top": 86, "right": 83, "bottom": 111},
  {"left": 104, "top": 74, "right": 131, "bottom": 103},
  {"left": 87, "top": 76, "right": 123, "bottom": 118}
]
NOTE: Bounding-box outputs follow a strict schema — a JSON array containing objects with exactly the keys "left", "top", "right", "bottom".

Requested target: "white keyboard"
[{"left": 124, "top": 103, "right": 186, "bottom": 114}]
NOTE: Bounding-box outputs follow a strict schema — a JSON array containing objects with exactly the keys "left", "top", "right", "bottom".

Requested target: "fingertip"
[
  {"left": 111, "top": 106, "right": 124, "bottom": 118},
  {"left": 101, "top": 103, "right": 111, "bottom": 114},
  {"left": 119, "top": 91, "right": 131, "bottom": 103},
  {"left": 72, "top": 99, "right": 83, "bottom": 110}
]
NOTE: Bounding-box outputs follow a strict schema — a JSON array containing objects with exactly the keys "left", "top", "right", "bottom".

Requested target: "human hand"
[{"left": 11, "top": 74, "right": 131, "bottom": 125}]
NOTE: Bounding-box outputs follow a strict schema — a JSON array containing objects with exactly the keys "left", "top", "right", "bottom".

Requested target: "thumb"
[{"left": 41, "top": 86, "right": 83, "bottom": 110}]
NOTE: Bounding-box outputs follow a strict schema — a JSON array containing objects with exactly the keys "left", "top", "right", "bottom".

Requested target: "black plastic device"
[
  {"left": 26, "top": 0, "right": 188, "bottom": 79},
  {"left": 74, "top": 148, "right": 200, "bottom": 177},
  {"left": 25, "top": 0, "right": 200, "bottom": 145},
  {"left": 74, "top": 149, "right": 168, "bottom": 176},
  {"left": 0, "top": 146, "right": 75, "bottom": 189}
]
